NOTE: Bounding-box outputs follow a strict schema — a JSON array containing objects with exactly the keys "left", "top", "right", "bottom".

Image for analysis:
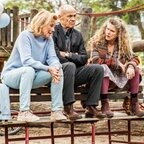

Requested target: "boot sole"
[{"left": 63, "top": 112, "right": 82, "bottom": 121}]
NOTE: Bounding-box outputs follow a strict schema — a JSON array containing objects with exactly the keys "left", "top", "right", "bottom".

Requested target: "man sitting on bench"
[{"left": 53, "top": 4, "right": 106, "bottom": 120}]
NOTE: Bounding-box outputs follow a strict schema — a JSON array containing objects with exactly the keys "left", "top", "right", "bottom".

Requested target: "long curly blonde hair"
[{"left": 88, "top": 16, "right": 133, "bottom": 59}]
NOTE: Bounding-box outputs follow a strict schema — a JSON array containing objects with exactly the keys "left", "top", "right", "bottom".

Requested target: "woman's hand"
[
  {"left": 126, "top": 65, "right": 135, "bottom": 80},
  {"left": 118, "top": 62, "right": 125, "bottom": 73},
  {"left": 48, "top": 67, "right": 62, "bottom": 84}
]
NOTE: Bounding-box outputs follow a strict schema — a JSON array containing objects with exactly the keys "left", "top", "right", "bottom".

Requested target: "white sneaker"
[
  {"left": 17, "top": 111, "right": 40, "bottom": 122},
  {"left": 51, "top": 111, "right": 67, "bottom": 121}
]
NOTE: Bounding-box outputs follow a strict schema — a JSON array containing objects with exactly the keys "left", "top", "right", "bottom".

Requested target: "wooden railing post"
[
  {"left": 6, "top": 8, "right": 12, "bottom": 48},
  {"left": 30, "top": 9, "right": 38, "bottom": 21},
  {"left": 13, "top": 6, "right": 19, "bottom": 43},
  {"left": 80, "top": 7, "right": 92, "bottom": 45},
  {"left": 0, "top": 62, "right": 4, "bottom": 72}
]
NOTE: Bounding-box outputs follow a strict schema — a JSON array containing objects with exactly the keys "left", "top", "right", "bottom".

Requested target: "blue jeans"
[
  {"left": 0, "top": 83, "right": 11, "bottom": 120},
  {"left": 2, "top": 67, "right": 64, "bottom": 112}
]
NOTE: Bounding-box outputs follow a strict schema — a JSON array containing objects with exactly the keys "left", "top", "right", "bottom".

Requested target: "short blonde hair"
[{"left": 28, "top": 9, "right": 57, "bottom": 36}]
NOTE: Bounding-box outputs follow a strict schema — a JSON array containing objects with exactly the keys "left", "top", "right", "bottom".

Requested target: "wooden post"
[
  {"left": 0, "top": 61, "right": 4, "bottom": 72},
  {"left": 6, "top": 8, "right": 12, "bottom": 48},
  {"left": 1, "top": 9, "right": 7, "bottom": 47},
  {"left": 13, "top": 6, "right": 19, "bottom": 43},
  {"left": 91, "top": 17, "right": 97, "bottom": 37},
  {"left": 80, "top": 7, "right": 92, "bottom": 45},
  {"left": 30, "top": 9, "right": 38, "bottom": 21}
]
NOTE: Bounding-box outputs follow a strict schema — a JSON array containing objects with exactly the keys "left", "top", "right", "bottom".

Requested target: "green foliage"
[
  {"left": 124, "top": 0, "right": 144, "bottom": 8},
  {"left": 82, "top": 0, "right": 112, "bottom": 12},
  {"left": 5, "top": 0, "right": 53, "bottom": 13},
  {"left": 122, "top": 0, "right": 144, "bottom": 23}
]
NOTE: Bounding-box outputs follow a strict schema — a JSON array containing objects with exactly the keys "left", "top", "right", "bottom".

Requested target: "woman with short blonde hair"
[{"left": 1, "top": 9, "right": 67, "bottom": 122}]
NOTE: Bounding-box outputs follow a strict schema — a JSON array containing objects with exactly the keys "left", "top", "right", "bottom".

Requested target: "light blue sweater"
[{"left": 1, "top": 30, "right": 61, "bottom": 78}]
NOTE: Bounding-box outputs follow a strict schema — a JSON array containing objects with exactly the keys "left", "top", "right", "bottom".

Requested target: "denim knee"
[{"left": 23, "top": 67, "right": 35, "bottom": 78}]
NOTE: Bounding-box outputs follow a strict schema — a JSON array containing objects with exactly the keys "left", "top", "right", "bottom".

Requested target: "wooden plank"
[
  {"left": 1, "top": 115, "right": 144, "bottom": 127},
  {"left": 10, "top": 95, "right": 51, "bottom": 102},
  {"left": 0, "top": 121, "right": 26, "bottom": 126},
  {"left": 109, "top": 93, "right": 143, "bottom": 99},
  {"left": 9, "top": 85, "right": 143, "bottom": 102}
]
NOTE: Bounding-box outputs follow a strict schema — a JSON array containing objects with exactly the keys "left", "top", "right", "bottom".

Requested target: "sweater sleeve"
[
  {"left": 125, "top": 53, "right": 140, "bottom": 70},
  {"left": 89, "top": 44, "right": 100, "bottom": 64},
  {"left": 46, "top": 38, "right": 62, "bottom": 69},
  {"left": 17, "top": 32, "right": 49, "bottom": 71}
]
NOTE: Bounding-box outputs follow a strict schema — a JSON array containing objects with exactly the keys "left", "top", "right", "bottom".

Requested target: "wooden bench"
[
  {"left": 0, "top": 46, "right": 144, "bottom": 144},
  {"left": 0, "top": 46, "right": 144, "bottom": 143},
  {"left": 8, "top": 84, "right": 143, "bottom": 102},
  {"left": 0, "top": 83, "right": 143, "bottom": 144}
]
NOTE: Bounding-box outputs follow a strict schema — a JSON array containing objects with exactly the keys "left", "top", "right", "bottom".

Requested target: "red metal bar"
[
  {"left": 25, "top": 126, "right": 29, "bottom": 144},
  {"left": 110, "top": 140, "right": 128, "bottom": 143},
  {"left": 4, "top": 125, "right": 8, "bottom": 144},
  {"left": 91, "top": 122, "right": 95, "bottom": 144},
  {"left": 71, "top": 123, "right": 74, "bottom": 144},
  {"left": 108, "top": 120, "right": 112, "bottom": 144},
  {"left": 51, "top": 122, "right": 55, "bottom": 144},
  {"left": 2, "top": 118, "right": 144, "bottom": 144},
  {"left": 128, "top": 120, "right": 131, "bottom": 144}
]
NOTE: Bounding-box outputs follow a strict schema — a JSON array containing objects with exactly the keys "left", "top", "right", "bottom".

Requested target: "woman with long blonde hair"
[{"left": 88, "top": 16, "right": 144, "bottom": 117}]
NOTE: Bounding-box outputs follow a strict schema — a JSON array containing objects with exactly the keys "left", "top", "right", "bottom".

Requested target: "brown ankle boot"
[
  {"left": 122, "top": 96, "right": 131, "bottom": 115},
  {"left": 85, "top": 106, "right": 106, "bottom": 118},
  {"left": 101, "top": 99, "right": 114, "bottom": 118},
  {"left": 130, "top": 97, "right": 144, "bottom": 117},
  {"left": 80, "top": 100, "right": 86, "bottom": 109},
  {"left": 64, "top": 104, "right": 82, "bottom": 120}
]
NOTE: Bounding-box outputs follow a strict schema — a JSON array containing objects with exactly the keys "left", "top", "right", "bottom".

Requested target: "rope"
[{"left": 77, "top": 4, "right": 144, "bottom": 17}]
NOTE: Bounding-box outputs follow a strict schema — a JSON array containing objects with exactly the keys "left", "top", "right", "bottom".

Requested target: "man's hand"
[
  {"left": 48, "top": 67, "right": 62, "bottom": 84},
  {"left": 60, "top": 51, "right": 70, "bottom": 58},
  {"left": 126, "top": 65, "right": 135, "bottom": 80},
  {"left": 60, "top": 51, "right": 66, "bottom": 57}
]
